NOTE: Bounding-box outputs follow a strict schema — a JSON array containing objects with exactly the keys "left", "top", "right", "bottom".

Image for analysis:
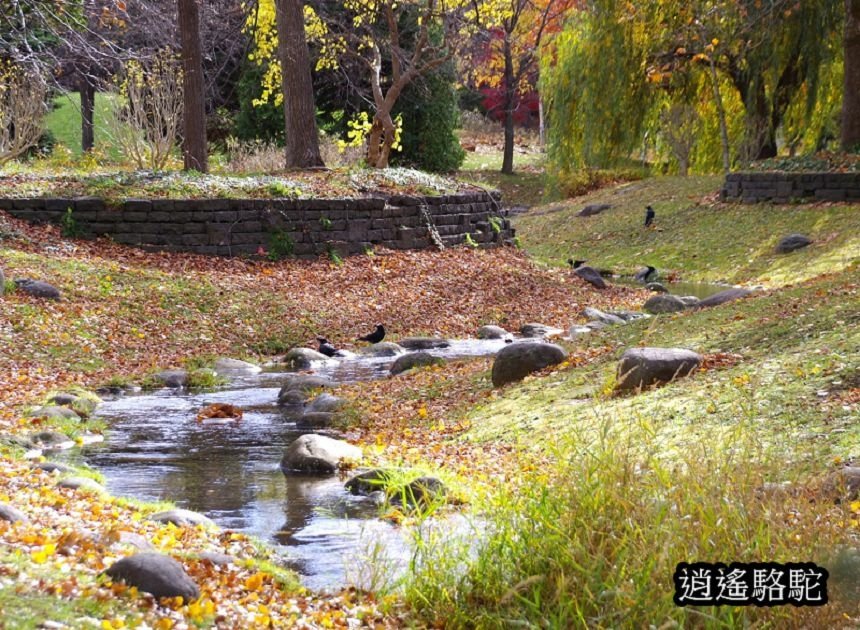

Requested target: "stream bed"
[{"left": 77, "top": 339, "right": 508, "bottom": 591}]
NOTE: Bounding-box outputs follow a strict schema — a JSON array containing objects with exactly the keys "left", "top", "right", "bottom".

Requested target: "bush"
[
  {"left": 0, "top": 61, "right": 48, "bottom": 165},
  {"left": 235, "top": 62, "right": 284, "bottom": 144},
  {"left": 392, "top": 62, "right": 465, "bottom": 173},
  {"left": 550, "top": 167, "right": 647, "bottom": 198}
]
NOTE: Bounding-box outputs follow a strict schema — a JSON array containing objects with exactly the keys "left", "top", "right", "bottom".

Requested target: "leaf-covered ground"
[{"left": 0, "top": 206, "right": 642, "bottom": 628}]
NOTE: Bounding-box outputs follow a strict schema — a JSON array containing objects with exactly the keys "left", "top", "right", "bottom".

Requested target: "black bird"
[
  {"left": 568, "top": 258, "right": 588, "bottom": 269},
  {"left": 357, "top": 324, "right": 385, "bottom": 344},
  {"left": 316, "top": 336, "right": 339, "bottom": 357},
  {"left": 634, "top": 265, "right": 657, "bottom": 283},
  {"left": 644, "top": 205, "right": 655, "bottom": 227}
]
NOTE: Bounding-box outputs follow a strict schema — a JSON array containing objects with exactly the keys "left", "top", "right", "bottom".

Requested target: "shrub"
[
  {"left": 0, "top": 61, "right": 48, "bottom": 166},
  {"left": 267, "top": 229, "right": 294, "bottom": 261},
  {"left": 235, "top": 61, "right": 284, "bottom": 144}
]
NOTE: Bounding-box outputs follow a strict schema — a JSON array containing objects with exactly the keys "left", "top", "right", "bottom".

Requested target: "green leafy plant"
[
  {"left": 327, "top": 245, "right": 344, "bottom": 265},
  {"left": 319, "top": 216, "right": 332, "bottom": 230},
  {"left": 267, "top": 229, "right": 294, "bottom": 261},
  {"left": 60, "top": 207, "right": 83, "bottom": 238},
  {"left": 464, "top": 233, "right": 479, "bottom": 248},
  {"left": 267, "top": 181, "right": 299, "bottom": 198},
  {"left": 488, "top": 216, "right": 503, "bottom": 234}
]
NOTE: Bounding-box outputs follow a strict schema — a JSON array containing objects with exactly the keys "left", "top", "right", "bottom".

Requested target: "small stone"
[
  {"left": 32, "top": 461, "right": 73, "bottom": 474},
  {"left": 149, "top": 509, "right": 216, "bottom": 528},
  {"left": 477, "top": 325, "right": 508, "bottom": 339},
  {"left": 14, "top": 279, "right": 61, "bottom": 300},
  {"left": 390, "top": 352, "right": 445, "bottom": 375},
  {"left": 0, "top": 503, "right": 28, "bottom": 523},
  {"left": 49, "top": 393, "right": 79, "bottom": 406},
  {"left": 345, "top": 469, "right": 395, "bottom": 496},
  {"left": 198, "top": 551, "right": 235, "bottom": 566},
  {"left": 26, "top": 406, "right": 80, "bottom": 421},
  {"left": 395, "top": 477, "right": 447, "bottom": 508},
  {"left": 296, "top": 411, "right": 337, "bottom": 429},
  {"left": 568, "top": 325, "right": 593, "bottom": 336},
  {"left": 56, "top": 477, "right": 106, "bottom": 493},
  {"left": 29, "top": 431, "right": 74, "bottom": 449},
  {"left": 646, "top": 282, "right": 667, "bottom": 293},
  {"left": 306, "top": 393, "right": 346, "bottom": 413},
  {"left": 398, "top": 337, "right": 450, "bottom": 350},
  {"left": 104, "top": 553, "right": 200, "bottom": 601},
  {"left": 776, "top": 234, "right": 812, "bottom": 254}
]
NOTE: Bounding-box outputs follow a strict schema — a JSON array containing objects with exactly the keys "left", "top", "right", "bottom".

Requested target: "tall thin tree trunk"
[
  {"left": 705, "top": 50, "right": 731, "bottom": 173},
  {"left": 538, "top": 95, "right": 545, "bottom": 150},
  {"left": 80, "top": 75, "right": 95, "bottom": 153},
  {"left": 275, "top": 0, "right": 324, "bottom": 169},
  {"left": 843, "top": 0, "right": 860, "bottom": 151},
  {"left": 178, "top": 0, "right": 208, "bottom": 172},
  {"left": 501, "top": 35, "right": 515, "bottom": 175}
]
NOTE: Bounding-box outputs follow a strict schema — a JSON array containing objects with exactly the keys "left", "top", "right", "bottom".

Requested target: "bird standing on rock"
[
  {"left": 316, "top": 336, "right": 339, "bottom": 357},
  {"left": 644, "top": 205, "right": 655, "bottom": 227},
  {"left": 357, "top": 324, "right": 385, "bottom": 344}
]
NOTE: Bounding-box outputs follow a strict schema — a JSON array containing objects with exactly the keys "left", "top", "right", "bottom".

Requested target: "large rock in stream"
[
  {"left": 283, "top": 348, "right": 331, "bottom": 369},
  {"left": 104, "top": 553, "right": 199, "bottom": 601},
  {"left": 398, "top": 337, "right": 450, "bottom": 350},
  {"left": 214, "top": 358, "right": 261, "bottom": 376},
  {"left": 476, "top": 325, "right": 508, "bottom": 339},
  {"left": 696, "top": 287, "right": 752, "bottom": 308},
  {"left": 277, "top": 375, "right": 334, "bottom": 405},
  {"left": 280, "top": 434, "right": 362, "bottom": 474},
  {"left": 492, "top": 342, "right": 568, "bottom": 387},
  {"left": 390, "top": 352, "right": 445, "bottom": 375},
  {"left": 358, "top": 342, "right": 405, "bottom": 357},
  {"left": 616, "top": 347, "right": 702, "bottom": 391},
  {"left": 643, "top": 294, "right": 689, "bottom": 314}
]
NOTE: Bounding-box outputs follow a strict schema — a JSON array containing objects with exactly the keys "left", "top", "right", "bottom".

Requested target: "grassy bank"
[
  {"left": 397, "top": 182, "right": 860, "bottom": 626},
  {"left": 515, "top": 175, "right": 860, "bottom": 286}
]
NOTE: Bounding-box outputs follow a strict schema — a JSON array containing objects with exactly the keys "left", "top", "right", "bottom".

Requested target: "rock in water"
[
  {"left": 104, "top": 553, "right": 199, "bottom": 601},
  {"left": 357, "top": 342, "right": 405, "bottom": 357},
  {"left": 696, "top": 287, "right": 752, "bottom": 308},
  {"left": 615, "top": 347, "right": 702, "bottom": 391},
  {"left": 14, "top": 279, "right": 61, "bottom": 300},
  {"left": 398, "top": 337, "right": 450, "bottom": 350},
  {"left": 280, "top": 434, "right": 362, "bottom": 474},
  {"left": 574, "top": 265, "right": 607, "bottom": 289},
  {"left": 152, "top": 370, "right": 188, "bottom": 388},
  {"left": 492, "top": 342, "right": 568, "bottom": 387},
  {"left": 646, "top": 282, "right": 667, "bottom": 293},
  {"left": 213, "top": 358, "right": 261, "bottom": 376},
  {"left": 345, "top": 469, "right": 395, "bottom": 496},
  {"left": 306, "top": 393, "right": 346, "bottom": 413},
  {"left": 643, "top": 294, "right": 688, "bottom": 314},
  {"left": 776, "top": 234, "right": 812, "bottom": 254},
  {"left": 390, "top": 352, "right": 445, "bottom": 375},
  {"left": 476, "top": 325, "right": 508, "bottom": 339},
  {"left": 283, "top": 347, "right": 330, "bottom": 369},
  {"left": 520, "top": 323, "right": 564, "bottom": 339}
]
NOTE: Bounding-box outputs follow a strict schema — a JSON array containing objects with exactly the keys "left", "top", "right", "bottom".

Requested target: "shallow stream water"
[{"left": 78, "top": 339, "right": 507, "bottom": 591}]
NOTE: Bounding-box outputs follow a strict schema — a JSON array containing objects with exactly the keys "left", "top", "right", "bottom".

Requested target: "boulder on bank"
[
  {"left": 345, "top": 469, "right": 395, "bottom": 496},
  {"left": 149, "top": 509, "right": 216, "bottom": 528},
  {"left": 646, "top": 282, "right": 667, "bottom": 293},
  {"left": 776, "top": 234, "right": 812, "bottom": 254},
  {"left": 616, "top": 347, "right": 702, "bottom": 391},
  {"left": 283, "top": 347, "right": 330, "bottom": 369},
  {"left": 14, "top": 279, "right": 61, "bottom": 300},
  {"left": 696, "top": 287, "right": 752, "bottom": 308},
  {"left": 104, "top": 553, "right": 199, "bottom": 601},
  {"left": 583, "top": 307, "right": 625, "bottom": 326},
  {"left": 398, "top": 337, "right": 450, "bottom": 350},
  {"left": 574, "top": 266, "right": 607, "bottom": 289},
  {"left": 643, "top": 294, "right": 688, "bottom": 314},
  {"left": 477, "top": 325, "right": 508, "bottom": 339},
  {"left": 577, "top": 203, "right": 612, "bottom": 217},
  {"left": 152, "top": 370, "right": 188, "bottom": 389},
  {"left": 25, "top": 405, "right": 80, "bottom": 422},
  {"left": 390, "top": 352, "right": 445, "bottom": 375},
  {"left": 280, "top": 434, "right": 362, "bottom": 474},
  {"left": 0, "top": 503, "right": 27, "bottom": 523},
  {"left": 296, "top": 411, "right": 337, "bottom": 429},
  {"left": 395, "top": 477, "right": 447, "bottom": 508},
  {"left": 492, "top": 342, "right": 568, "bottom": 387}
]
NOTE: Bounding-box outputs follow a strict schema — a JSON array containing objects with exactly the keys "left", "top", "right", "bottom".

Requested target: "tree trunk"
[
  {"left": 80, "top": 75, "right": 95, "bottom": 153},
  {"left": 843, "top": 0, "right": 860, "bottom": 151},
  {"left": 275, "top": 0, "right": 324, "bottom": 169},
  {"left": 501, "top": 34, "right": 515, "bottom": 175},
  {"left": 178, "top": 0, "right": 208, "bottom": 172},
  {"left": 707, "top": 54, "right": 731, "bottom": 173}
]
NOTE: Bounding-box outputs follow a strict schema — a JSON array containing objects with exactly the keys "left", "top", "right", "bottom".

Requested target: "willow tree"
[{"left": 844, "top": 0, "right": 860, "bottom": 151}]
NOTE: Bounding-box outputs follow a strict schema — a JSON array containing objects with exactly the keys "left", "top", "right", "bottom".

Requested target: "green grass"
[
  {"left": 405, "top": 265, "right": 860, "bottom": 627},
  {"left": 514, "top": 175, "right": 860, "bottom": 286},
  {"left": 46, "top": 92, "right": 120, "bottom": 158}
]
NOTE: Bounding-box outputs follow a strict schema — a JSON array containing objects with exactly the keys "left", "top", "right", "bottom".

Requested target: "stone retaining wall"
[
  {"left": 721, "top": 172, "right": 860, "bottom": 203},
  {"left": 0, "top": 191, "right": 515, "bottom": 258}
]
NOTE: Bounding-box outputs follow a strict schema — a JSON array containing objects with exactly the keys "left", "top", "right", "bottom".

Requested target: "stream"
[{"left": 77, "top": 339, "right": 507, "bottom": 592}]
